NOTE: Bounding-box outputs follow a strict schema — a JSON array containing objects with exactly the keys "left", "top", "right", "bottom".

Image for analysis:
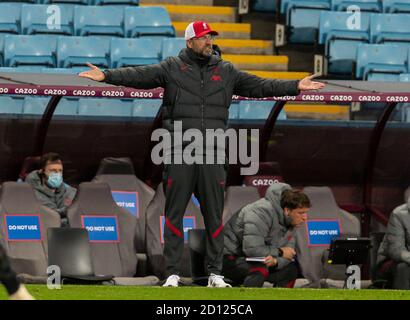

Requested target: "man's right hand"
[
  {"left": 78, "top": 63, "right": 105, "bottom": 82},
  {"left": 280, "top": 247, "right": 296, "bottom": 261}
]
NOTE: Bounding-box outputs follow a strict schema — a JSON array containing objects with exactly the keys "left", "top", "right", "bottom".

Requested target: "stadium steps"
[
  {"left": 141, "top": 4, "right": 237, "bottom": 23},
  {"left": 173, "top": 21, "right": 251, "bottom": 39},
  {"left": 284, "top": 103, "right": 350, "bottom": 120},
  {"left": 214, "top": 39, "right": 273, "bottom": 55},
  {"left": 245, "top": 70, "right": 310, "bottom": 80},
  {"left": 140, "top": 0, "right": 213, "bottom": 5},
  {"left": 223, "top": 54, "right": 288, "bottom": 71}
]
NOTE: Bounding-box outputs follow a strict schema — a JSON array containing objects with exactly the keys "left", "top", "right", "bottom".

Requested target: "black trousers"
[
  {"left": 222, "top": 256, "right": 298, "bottom": 288},
  {"left": 0, "top": 243, "right": 20, "bottom": 295},
  {"left": 163, "top": 163, "right": 226, "bottom": 276},
  {"left": 376, "top": 260, "right": 410, "bottom": 289}
]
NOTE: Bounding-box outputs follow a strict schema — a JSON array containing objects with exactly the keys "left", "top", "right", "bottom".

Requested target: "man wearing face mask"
[
  {"left": 25, "top": 152, "right": 76, "bottom": 226},
  {"left": 78, "top": 21, "right": 324, "bottom": 288},
  {"left": 222, "top": 184, "right": 310, "bottom": 287}
]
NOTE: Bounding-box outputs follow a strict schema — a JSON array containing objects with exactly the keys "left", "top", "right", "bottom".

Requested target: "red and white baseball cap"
[{"left": 184, "top": 21, "right": 219, "bottom": 40}]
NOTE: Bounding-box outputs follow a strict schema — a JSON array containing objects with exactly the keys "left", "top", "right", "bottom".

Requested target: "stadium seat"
[
  {"left": 47, "top": 228, "right": 114, "bottom": 283},
  {"left": 4, "top": 35, "right": 57, "bottom": 67},
  {"left": 367, "top": 73, "right": 401, "bottom": 81},
  {"left": 288, "top": 8, "right": 329, "bottom": 44},
  {"left": 78, "top": 98, "right": 133, "bottom": 117},
  {"left": 0, "top": 182, "right": 61, "bottom": 277},
  {"left": 370, "top": 13, "right": 410, "bottom": 44},
  {"left": 319, "top": 11, "right": 370, "bottom": 74},
  {"left": 0, "top": 34, "right": 4, "bottom": 67},
  {"left": 294, "top": 186, "right": 361, "bottom": 283},
  {"left": 40, "top": 67, "right": 79, "bottom": 74},
  {"left": 0, "top": 3, "right": 21, "bottom": 34},
  {"left": 355, "top": 44, "right": 408, "bottom": 80},
  {"left": 46, "top": 0, "right": 89, "bottom": 5},
  {"left": 124, "top": 6, "right": 175, "bottom": 38},
  {"left": 74, "top": 5, "right": 124, "bottom": 37},
  {"left": 132, "top": 99, "right": 162, "bottom": 117},
  {"left": 229, "top": 102, "right": 239, "bottom": 119},
  {"left": 222, "top": 186, "right": 260, "bottom": 225},
  {"left": 57, "top": 36, "right": 110, "bottom": 68},
  {"left": 92, "top": 157, "right": 155, "bottom": 276},
  {"left": 110, "top": 38, "right": 161, "bottom": 68},
  {"left": 331, "top": 0, "right": 381, "bottom": 12},
  {"left": 94, "top": 0, "right": 139, "bottom": 5},
  {"left": 252, "top": 0, "right": 276, "bottom": 12},
  {"left": 161, "top": 37, "right": 185, "bottom": 60},
  {"left": 399, "top": 73, "right": 410, "bottom": 81},
  {"left": 145, "top": 182, "right": 205, "bottom": 279},
  {"left": 67, "top": 182, "right": 138, "bottom": 277},
  {"left": 383, "top": 0, "right": 410, "bottom": 13},
  {"left": 238, "top": 100, "right": 287, "bottom": 120},
  {"left": 285, "top": 1, "right": 331, "bottom": 43},
  {"left": 21, "top": 4, "right": 73, "bottom": 35},
  {"left": 0, "top": 96, "right": 24, "bottom": 114},
  {"left": 22, "top": 96, "right": 79, "bottom": 115}
]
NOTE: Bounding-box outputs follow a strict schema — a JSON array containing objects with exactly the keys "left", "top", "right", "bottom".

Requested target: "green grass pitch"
[{"left": 1, "top": 285, "right": 410, "bottom": 300}]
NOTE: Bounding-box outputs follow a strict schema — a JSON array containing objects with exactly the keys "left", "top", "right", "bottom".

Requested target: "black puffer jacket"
[{"left": 103, "top": 48, "right": 300, "bottom": 133}]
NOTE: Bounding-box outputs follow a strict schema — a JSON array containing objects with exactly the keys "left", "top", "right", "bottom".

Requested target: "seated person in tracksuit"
[
  {"left": 222, "top": 183, "right": 310, "bottom": 287},
  {"left": 25, "top": 152, "right": 76, "bottom": 226},
  {"left": 375, "top": 196, "right": 410, "bottom": 289}
]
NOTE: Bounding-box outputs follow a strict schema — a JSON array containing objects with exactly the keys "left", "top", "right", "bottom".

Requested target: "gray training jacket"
[
  {"left": 25, "top": 170, "right": 77, "bottom": 219},
  {"left": 377, "top": 198, "right": 410, "bottom": 265},
  {"left": 223, "top": 182, "right": 296, "bottom": 269}
]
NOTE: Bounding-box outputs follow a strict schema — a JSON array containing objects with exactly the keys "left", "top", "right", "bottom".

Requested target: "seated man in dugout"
[
  {"left": 25, "top": 152, "right": 76, "bottom": 226},
  {"left": 375, "top": 196, "right": 410, "bottom": 289},
  {"left": 222, "top": 183, "right": 310, "bottom": 287}
]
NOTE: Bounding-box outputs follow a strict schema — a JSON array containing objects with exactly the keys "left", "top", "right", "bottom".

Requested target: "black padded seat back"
[
  {"left": 67, "top": 182, "right": 137, "bottom": 277},
  {"left": 295, "top": 186, "right": 361, "bottom": 282},
  {"left": 0, "top": 182, "right": 60, "bottom": 276},
  {"left": 222, "top": 186, "right": 260, "bottom": 225}
]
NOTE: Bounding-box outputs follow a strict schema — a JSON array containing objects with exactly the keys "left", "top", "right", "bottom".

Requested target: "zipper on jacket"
[{"left": 200, "top": 69, "right": 205, "bottom": 131}]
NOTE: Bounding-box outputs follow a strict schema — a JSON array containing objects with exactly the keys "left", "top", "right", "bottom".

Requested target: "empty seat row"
[
  {"left": 0, "top": 0, "right": 139, "bottom": 6},
  {"left": 319, "top": 12, "right": 410, "bottom": 74},
  {"left": 356, "top": 44, "right": 410, "bottom": 80},
  {"left": 0, "top": 35, "right": 179, "bottom": 68},
  {"left": 281, "top": 0, "right": 410, "bottom": 15},
  {"left": 0, "top": 4, "right": 174, "bottom": 37},
  {"left": 0, "top": 96, "right": 286, "bottom": 120}
]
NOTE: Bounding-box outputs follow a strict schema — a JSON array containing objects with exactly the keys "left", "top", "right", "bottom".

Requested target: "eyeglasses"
[{"left": 193, "top": 34, "right": 216, "bottom": 41}]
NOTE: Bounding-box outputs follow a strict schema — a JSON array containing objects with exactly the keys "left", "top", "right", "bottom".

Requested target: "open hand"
[
  {"left": 298, "top": 73, "right": 325, "bottom": 91},
  {"left": 78, "top": 62, "right": 105, "bottom": 82}
]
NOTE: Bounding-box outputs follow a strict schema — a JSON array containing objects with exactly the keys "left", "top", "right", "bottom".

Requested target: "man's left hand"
[{"left": 298, "top": 74, "right": 325, "bottom": 91}]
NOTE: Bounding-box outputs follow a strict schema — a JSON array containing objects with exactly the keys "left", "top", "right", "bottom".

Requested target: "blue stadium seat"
[
  {"left": 124, "top": 6, "right": 175, "bottom": 38},
  {"left": 0, "top": 34, "right": 4, "bottom": 67},
  {"left": 367, "top": 73, "right": 401, "bottom": 81},
  {"left": 110, "top": 38, "right": 161, "bottom": 68},
  {"left": 132, "top": 99, "right": 162, "bottom": 117},
  {"left": 0, "top": 96, "right": 24, "bottom": 114},
  {"left": 319, "top": 11, "right": 370, "bottom": 45},
  {"left": 319, "top": 11, "right": 370, "bottom": 74},
  {"left": 74, "top": 5, "right": 124, "bottom": 37},
  {"left": 79, "top": 98, "right": 133, "bottom": 117},
  {"left": 399, "top": 73, "right": 410, "bottom": 81},
  {"left": 370, "top": 13, "right": 410, "bottom": 44},
  {"left": 4, "top": 35, "right": 57, "bottom": 67},
  {"left": 238, "top": 100, "right": 287, "bottom": 120},
  {"left": 281, "top": 0, "right": 330, "bottom": 14},
  {"left": 383, "top": 0, "right": 410, "bottom": 13},
  {"left": 21, "top": 4, "right": 73, "bottom": 35},
  {"left": 253, "top": 0, "right": 276, "bottom": 12},
  {"left": 356, "top": 44, "right": 408, "bottom": 79},
  {"left": 0, "top": 66, "right": 42, "bottom": 73},
  {"left": 45, "top": 0, "right": 89, "bottom": 5},
  {"left": 57, "top": 36, "right": 110, "bottom": 68},
  {"left": 331, "top": 0, "right": 381, "bottom": 12},
  {"left": 22, "top": 96, "right": 78, "bottom": 115},
  {"left": 229, "top": 102, "right": 239, "bottom": 119},
  {"left": 289, "top": 8, "right": 328, "bottom": 43},
  {"left": 94, "top": 0, "right": 139, "bottom": 5},
  {"left": 161, "top": 37, "right": 185, "bottom": 60},
  {"left": 0, "top": 3, "right": 21, "bottom": 34}
]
